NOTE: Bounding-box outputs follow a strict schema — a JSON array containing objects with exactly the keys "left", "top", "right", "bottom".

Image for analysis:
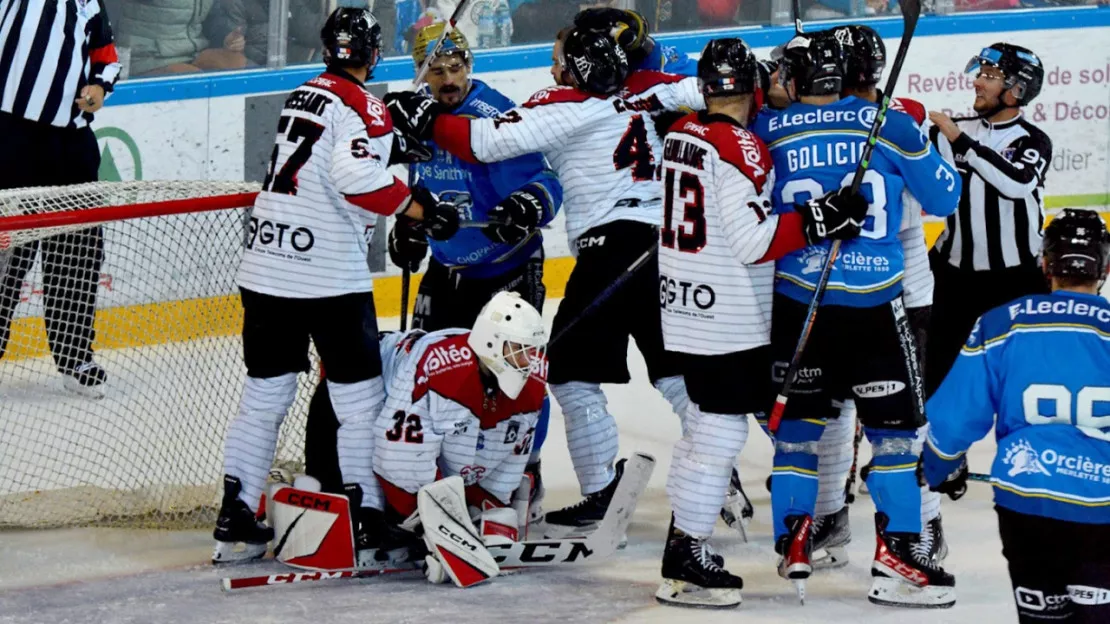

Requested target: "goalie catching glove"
[{"left": 795, "top": 187, "right": 868, "bottom": 245}]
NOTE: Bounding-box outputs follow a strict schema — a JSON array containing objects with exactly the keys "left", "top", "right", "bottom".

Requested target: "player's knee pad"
[
  {"left": 239, "top": 373, "right": 298, "bottom": 428},
  {"left": 550, "top": 381, "right": 608, "bottom": 427},
  {"left": 668, "top": 409, "right": 749, "bottom": 538},
  {"left": 653, "top": 375, "right": 690, "bottom": 426},
  {"left": 327, "top": 376, "right": 386, "bottom": 425},
  {"left": 864, "top": 428, "right": 922, "bottom": 533}
]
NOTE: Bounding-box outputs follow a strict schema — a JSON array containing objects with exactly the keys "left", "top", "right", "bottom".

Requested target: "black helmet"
[
  {"left": 832, "top": 24, "right": 886, "bottom": 88},
  {"left": 574, "top": 8, "right": 653, "bottom": 67},
  {"left": 698, "top": 38, "right": 759, "bottom": 97},
  {"left": 964, "top": 43, "right": 1044, "bottom": 105},
  {"left": 780, "top": 32, "right": 846, "bottom": 97},
  {"left": 561, "top": 27, "right": 630, "bottom": 96},
  {"left": 321, "top": 8, "right": 382, "bottom": 72},
  {"left": 1043, "top": 209, "right": 1110, "bottom": 284}
]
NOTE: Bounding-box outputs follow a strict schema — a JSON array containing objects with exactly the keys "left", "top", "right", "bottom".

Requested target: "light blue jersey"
[
  {"left": 923, "top": 290, "right": 1110, "bottom": 524},
  {"left": 752, "top": 97, "right": 961, "bottom": 307}
]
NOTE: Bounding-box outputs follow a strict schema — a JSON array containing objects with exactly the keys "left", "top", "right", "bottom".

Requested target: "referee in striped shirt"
[
  {"left": 925, "top": 42, "right": 1052, "bottom": 397},
  {"left": 0, "top": 0, "right": 121, "bottom": 396}
]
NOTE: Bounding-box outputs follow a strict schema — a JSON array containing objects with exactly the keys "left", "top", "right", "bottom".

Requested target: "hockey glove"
[
  {"left": 384, "top": 92, "right": 443, "bottom": 142},
  {"left": 574, "top": 8, "right": 650, "bottom": 64},
  {"left": 411, "top": 186, "right": 460, "bottom": 241},
  {"left": 388, "top": 214, "right": 428, "bottom": 272},
  {"left": 796, "top": 187, "right": 868, "bottom": 245},
  {"left": 920, "top": 455, "right": 969, "bottom": 501},
  {"left": 388, "top": 129, "right": 434, "bottom": 166},
  {"left": 485, "top": 189, "right": 546, "bottom": 244}
]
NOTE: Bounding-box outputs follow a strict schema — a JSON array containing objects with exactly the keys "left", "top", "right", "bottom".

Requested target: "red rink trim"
[{"left": 344, "top": 177, "right": 410, "bottom": 216}]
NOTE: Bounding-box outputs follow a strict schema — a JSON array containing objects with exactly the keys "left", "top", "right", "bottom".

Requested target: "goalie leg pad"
[
  {"left": 418, "top": 476, "right": 500, "bottom": 588},
  {"left": 269, "top": 485, "right": 356, "bottom": 571}
]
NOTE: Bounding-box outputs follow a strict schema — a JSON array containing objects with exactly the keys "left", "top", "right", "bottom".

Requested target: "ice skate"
[
  {"left": 655, "top": 518, "right": 743, "bottom": 609},
  {"left": 812, "top": 505, "right": 851, "bottom": 570},
  {"left": 775, "top": 514, "right": 814, "bottom": 604},
  {"left": 524, "top": 461, "right": 546, "bottom": 526},
  {"left": 543, "top": 458, "right": 626, "bottom": 539},
  {"left": 869, "top": 512, "right": 956, "bottom": 609},
  {"left": 62, "top": 360, "right": 106, "bottom": 399},
  {"left": 921, "top": 514, "right": 948, "bottom": 567},
  {"left": 719, "top": 469, "right": 753, "bottom": 542},
  {"left": 212, "top": 476, "right": 273, "bottom": 564}
]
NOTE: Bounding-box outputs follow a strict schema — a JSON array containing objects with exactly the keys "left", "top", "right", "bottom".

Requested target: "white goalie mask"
[{"left": 467, "top": 292, "right": 547, "bottom": 400}]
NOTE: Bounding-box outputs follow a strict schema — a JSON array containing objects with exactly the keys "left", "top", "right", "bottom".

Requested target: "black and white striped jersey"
[
  {"left": 931, "top": 114, "right": 1052, "bottom": 271},
  {"left": 0, "top": 0, "right": 121, "bottom": 128}
]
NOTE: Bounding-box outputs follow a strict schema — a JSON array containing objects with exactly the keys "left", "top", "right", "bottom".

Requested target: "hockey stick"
[
  {"left": 549, "top": 248, "right": 653, "bottom": 347},
  {"left": 400, "top": 267, "right": 411, "bottom": 331},
  {"left": 793, "top": 0, "right": 803, "bottom": 34},
  {"left": 221, "top": 453, "right": 655, "bottom": 591},
  {"left": 969, "top": 472, "right": 990, "bottom": 483},
  {"left": 412, "top": 0, "right": 473, "bottom": 87},
  {"left": 767, "top": 0, "right": 921, "bottom": 435}
]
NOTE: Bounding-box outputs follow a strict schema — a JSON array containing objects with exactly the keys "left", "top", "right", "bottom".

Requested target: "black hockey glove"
[
  {"left": 411, "top": 186, "right": 460, "bottom": 241},
  {"left": 384, "top": 92, "right": 443, "bottom": 142},
  {"left": 484, "top": 189, "right": 546, "bottom": 244},
  {"left": 388, "top": 129, "right": 434, "bottom": 166},
  {"left": 920, "top": 455, "right": 969, "bottom": 501},
  {"left": 796, "top": 187, "right": 868, "bottom": 245},
  {"left": 388, "top": 214, "right": 428, "bottom": 272},
  {"left": 574, "top": 8, "right": 650, "bottom": 63}
]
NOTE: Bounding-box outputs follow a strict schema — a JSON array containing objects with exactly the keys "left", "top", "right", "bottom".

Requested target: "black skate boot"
[
  {"left": 543, "top": 458, "right": 626, "bottom": 538},
  {"left": 62, "top": 360, "right": 107, "bottom": 399},
  {"left": 719, "top": 469, "right": 754, "bottom": 542},
  {"left": 212, "top": 475, "right": 274, "bottom": 564},
  {"left": 524, "top": 461, "right": 546, "bottom": 526},
  {"left": 775, "top": 514, "right": 814, "bottom": 604},
  {"left": 917, "top": 514, "right": 949, "bottom": 568},
  {"left": 869, "top": 512, "right": 956, "bottom": 608},
  {"left": 812, "top": 505, "right": 851, "bottom": 570},
  {"left": 655, "top": 517, "right": 743, "bottom": 608}
]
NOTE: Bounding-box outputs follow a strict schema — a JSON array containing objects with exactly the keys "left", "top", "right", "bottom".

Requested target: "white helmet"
[{"left": 467, "top": 292, "right": 547, "bottom": 399}]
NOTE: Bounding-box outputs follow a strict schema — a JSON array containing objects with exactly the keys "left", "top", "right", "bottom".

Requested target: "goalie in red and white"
[{"left": 269, "top": 291, "right": 548, "bottom": 587}]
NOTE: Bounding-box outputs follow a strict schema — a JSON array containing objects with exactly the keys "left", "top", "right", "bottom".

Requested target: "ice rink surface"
[{"left": 0, "top": 300, "right": 1024, "bottom": 624}]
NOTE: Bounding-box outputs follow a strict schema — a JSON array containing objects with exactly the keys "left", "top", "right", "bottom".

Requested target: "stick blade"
[{"left": 589, "top": 452, "right": 656, "bottom": 552}]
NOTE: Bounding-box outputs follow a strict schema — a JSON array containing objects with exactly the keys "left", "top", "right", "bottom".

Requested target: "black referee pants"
[
  {"left": 924, "top": 250, "right": 1049, "bottom": 398},
  {"left": 0, "top": 112, "right": 103, "bottom": 374}
]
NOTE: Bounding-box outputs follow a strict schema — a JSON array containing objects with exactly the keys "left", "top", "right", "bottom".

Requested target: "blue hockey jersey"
[
  {"left": 923, "top": 290, "right": 1110, "bottom": 524},
  {"left": 640, "top": 43, "right": 697, "bottom": 76},
  {"left": 413, "top": 80, "right": 561, "bottom": 279},
  {"left": 752, "top": 97, "right": 961, "bottom": 307}
]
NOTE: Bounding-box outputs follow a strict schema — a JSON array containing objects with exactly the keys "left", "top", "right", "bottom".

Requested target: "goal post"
[{"left": 0, "top": 181, "right": 317, "bottom": 529}]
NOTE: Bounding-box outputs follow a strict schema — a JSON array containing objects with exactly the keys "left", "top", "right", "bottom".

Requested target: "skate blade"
[
  {"left": 654, "top": 579, "right": 742, "bottom": 609},
  {"left": 719, "top": 507, "right": 752, "bottom": 543},
  {"left": 212, "top": 541, "right": 268, "bottom": 565},
  {"left": 62, "top": 377, "right": 106, "bottom": 399},
  {"left": 812, "top": 545, "right": 850, "bottom": 571},
  {"left": 793, "top": 579, "right": 806, "bottom": 605},
  {"left": 868, "top": 577, "right": 956, "bottom": 609}
]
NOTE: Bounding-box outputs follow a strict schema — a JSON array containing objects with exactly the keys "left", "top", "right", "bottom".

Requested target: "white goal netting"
[{"left": 0, "top": 181, "right": 319, "bottom": 529}]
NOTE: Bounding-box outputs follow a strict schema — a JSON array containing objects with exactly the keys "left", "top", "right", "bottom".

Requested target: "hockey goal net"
[{"left": 0, "top": 181, "right": 319, "bottom": 529}]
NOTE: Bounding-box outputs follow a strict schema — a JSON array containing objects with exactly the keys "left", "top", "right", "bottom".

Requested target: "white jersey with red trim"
[
  {"left": 373, "top": 330, "right": 546, "bottom": 518},
  {"left": 433, "top": 71, "right": 703, "bottom": 247},
  {"left": 659, "top": 112, "right": 786, "bottom": 355},
  {"left": 892, "top": 95, "right": 934, "bottom": 309},
  {"left": 237, "top": 70, "right": 411, "bottom": 298}
]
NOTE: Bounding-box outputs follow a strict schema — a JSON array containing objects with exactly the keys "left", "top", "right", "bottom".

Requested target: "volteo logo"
[{"left": 424, "top": 343, "right": 473, "bottom": 374}]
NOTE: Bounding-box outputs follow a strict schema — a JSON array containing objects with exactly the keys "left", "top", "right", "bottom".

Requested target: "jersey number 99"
[{"left": 1023, "top": 384, "right": 1110, "bottom": 442}]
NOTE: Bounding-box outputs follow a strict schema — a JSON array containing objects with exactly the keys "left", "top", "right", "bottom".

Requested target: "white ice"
[{"left": 1, "top": 300, "right": 1022, "bottom": 623}]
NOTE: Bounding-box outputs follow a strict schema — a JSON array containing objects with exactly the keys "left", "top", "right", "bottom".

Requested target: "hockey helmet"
[
  {"left": 1043, "top": 209, "right": 1110, "bottom": 285},
  {"left": 698, "top": 38, "right": 759, "bottom": 98},
  {"left": 321, "top": 8, "right": 383, "bottom": 73},
  {"left": 468, "top": 292, "right": 548, "bottom": 400},
  {"left": 413, "top": 22, "right": 472, "bottom": 69},
  {"left": 832, "top": 24, "right": 886, "bottom": 88},
  {"left": 780, "top": 31, "right": 846, "bottom": 97},
  {"left": 560, "top": 26, "right": 631, "bottom": 96},
  {"left": 964, "top": 43, "right": 1044, "bottom": 106},
  {"left": 574, "top": 8, "right": 654, "bottom": 67}
]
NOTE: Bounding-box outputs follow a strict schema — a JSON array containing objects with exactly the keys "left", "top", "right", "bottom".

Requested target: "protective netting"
[{"left": 0, "top": 181, "right": 319, "bottom": 529}]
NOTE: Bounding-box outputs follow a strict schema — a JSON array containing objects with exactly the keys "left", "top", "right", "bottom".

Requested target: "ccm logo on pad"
[{"left": 852, "top": 381, "right": 906, "bottom": 398}]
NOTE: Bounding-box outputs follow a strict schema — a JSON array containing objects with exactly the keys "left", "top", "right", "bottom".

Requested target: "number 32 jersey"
[
  {"left": 752, "top": 97, "right": 961, "bottom": 307},
  {"left": 431, "top": 71, "right": 703, "bottom": 247},
  {"left": 238, "top": 71, "right": 412, "bottom": 299},
  {"left": 923, "top": 291, "right": 1110, "bottom": 524},
  {"left": 373, "top": 329, "right": 546, "bottom": 517}
]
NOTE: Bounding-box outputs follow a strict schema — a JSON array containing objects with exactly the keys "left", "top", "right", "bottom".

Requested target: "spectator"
[
  {"left": 206, "top": 0, "right": 332, "bottom": 65},
  {"left": 114, "top": 0, "right": 245, "bottom": 75}
]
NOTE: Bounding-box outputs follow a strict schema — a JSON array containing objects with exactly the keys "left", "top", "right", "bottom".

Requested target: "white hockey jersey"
[
  {"left": 237, "top": 71, "right": 411, "bottom": 298},
  {"left": 432, "top": 70, "right": 703, "bottom": 247},
  {"left": 373, "top": 329, "right": 546, "bottom": 517},
  {"left": 658, "top": 112, "right": 790, "bottom": 356}
]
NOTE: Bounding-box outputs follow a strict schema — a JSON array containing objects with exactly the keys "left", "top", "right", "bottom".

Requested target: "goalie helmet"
[
  {"left": 413, "top": 22, "right": 472, "bottom": 69},
  {"left": 964, "top": 43, "right": 1044, "bottom": 106},
  {"left": 321, "top": 8, "right": 382, "bottom": 73},
  {"left": 833, "top": 24, "right": 886, "bottom": 88},
  {"left": 468, "top": 292, "right": 547, "bottom": 400},
  {"left": 561, "top": 27, "right": 630, "bottom": 96},
  {"left": 780, "top": 31, "right": 846, "bottom": 97},
  {"left": 697, "top": 38, "right": 759, "bottom": 97},
  {"left": 1043, "top": 209, "right": 1110, "bottom": 285}
]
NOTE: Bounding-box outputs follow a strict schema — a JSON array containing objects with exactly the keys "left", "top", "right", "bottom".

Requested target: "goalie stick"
[
  {"left": 767, "top": 0, "right": 922, "bottom": 435},
  {"left": 220, "top": 453, "right": 655, "bottom": 591}
]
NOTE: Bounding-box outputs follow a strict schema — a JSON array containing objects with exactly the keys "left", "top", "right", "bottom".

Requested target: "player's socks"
[
  {"left": 550, "top": 381, "right": 618, "bottom": 495},
  {"left": 816, "top": 406, "right": 855, "bottom": 516},
  {"left": 330, "top": 376, "right": 386, "bottom": 510},
  {"left": 771, "top": 418, "right": 824, "bottom": 542},
  {"left": 863, "top": 428, "right": 922, "bottom": 534},
  {"left": 666, "top": 408, "right": 749, "bottom": 538},
  {"left": 653, "top": 375, "right": 690, "bottom": 427},
  {"left": 223, "top": 373, "right": 297, "bottom": 510}
]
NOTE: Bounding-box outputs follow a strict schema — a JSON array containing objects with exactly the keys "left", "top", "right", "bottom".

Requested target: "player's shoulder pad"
[
  {"left": 523, "top": 85, "right": 594, "bottom": 108},
  {"left": 621, "top": 69, "right": 685, "bottom": 96},
  {"left": 466, "top": 80, "right": 516, "bottom": 117},
  {"left": 683, "top": 118, "right": 771, "bottom": 195},
  {"left": 877, "top": 107, "right": 930, "bottom": 156},
  {"left": 891, "top": 97, "right": 926, "bottom": 126},
  {"left": 306, "top": 72, "right": 391, "bottom": 137},
  {"left": 413, "top": 333, "right": 483, "bottom": 406}
]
